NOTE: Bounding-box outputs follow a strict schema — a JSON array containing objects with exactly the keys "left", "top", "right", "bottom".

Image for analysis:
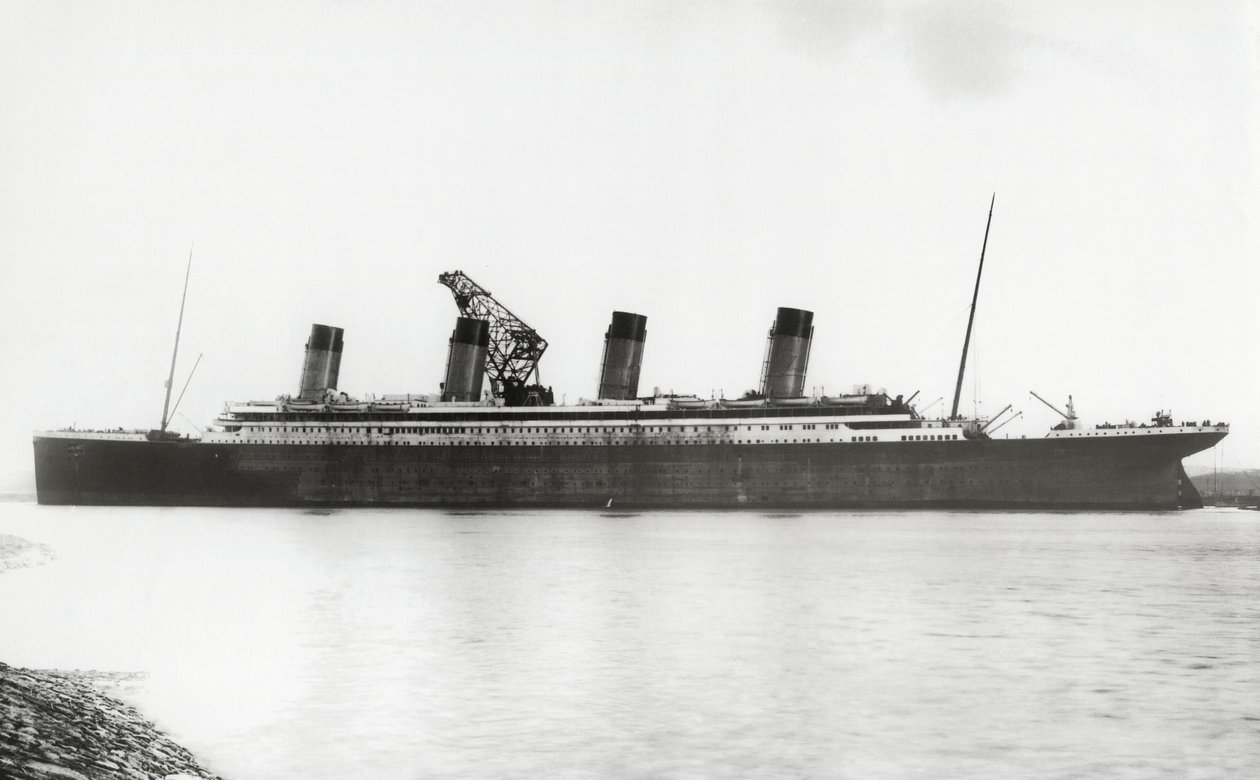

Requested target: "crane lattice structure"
[{"left": 437, "top": 270, "right": 551, "bottom": 406}]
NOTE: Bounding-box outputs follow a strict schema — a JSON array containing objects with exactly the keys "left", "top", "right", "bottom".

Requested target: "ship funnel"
[
  {"left": 442, "top": 317, "right": 490, "bottom": 402},
  {"left": 298, "top": 323, "right": 344, "bottom": 400},
  {"left": 597, "top": 311, "right": 648, "bottom": 400},
  {"left": 759, "top": 307, "right": 814, "bottom": 398}
]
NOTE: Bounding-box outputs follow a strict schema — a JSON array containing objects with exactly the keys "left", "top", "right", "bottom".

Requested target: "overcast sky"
[{"left": 1, "top": 1, "right": 1256, "bottom": 490}]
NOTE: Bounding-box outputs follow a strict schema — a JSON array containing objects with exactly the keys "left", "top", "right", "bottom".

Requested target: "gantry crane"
[{"left": 437, "top": 270, "right": 552, "bottom": 406}]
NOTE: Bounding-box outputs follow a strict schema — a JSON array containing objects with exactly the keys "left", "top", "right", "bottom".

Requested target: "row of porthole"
[
  {"left": 239, "top": 433, "right": 841, "bottom": 438},
  {"left": 254, "top": 432, "right": 972, "bottom": 448},
  {"left": 238, "top": 423, "right": 883, "bottom": 437},
  {"left": 249, "top": 425, "right": 741, "bottom": 435},
  {"left": 230, "top": 438, "right": 877, "bottom": 447}
]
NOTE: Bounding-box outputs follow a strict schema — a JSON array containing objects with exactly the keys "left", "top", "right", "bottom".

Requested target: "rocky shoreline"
[
  {"left": 0, "top": 662, "right": 222, "bottom": 780},
  {"left": 1, "top": 533, "right": 222, "bottom": 779},
  {"left": 0, "top": 533, "right": 56, "bottom": 573}
]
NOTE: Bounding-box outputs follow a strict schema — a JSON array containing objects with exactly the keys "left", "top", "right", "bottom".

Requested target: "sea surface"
[{"left": 0, "top": 502, "right": 1256, "bottom": 779}]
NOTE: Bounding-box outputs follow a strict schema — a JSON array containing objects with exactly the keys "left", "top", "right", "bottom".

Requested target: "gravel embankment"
[
  {"left": 1, "top": 532, "right": 222, "bottom": 779},
  {"left": 1, "top": 662, "right": 222, "bottom": 780}
]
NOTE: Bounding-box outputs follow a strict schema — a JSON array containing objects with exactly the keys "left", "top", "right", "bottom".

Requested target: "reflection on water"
[{"left": 1, "top": 505, "right": 1257, "bottom": 779}]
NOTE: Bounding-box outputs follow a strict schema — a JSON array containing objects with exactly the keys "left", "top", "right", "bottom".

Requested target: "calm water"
[{"left": 0, "top": 503, "right": 1256, "bottom": 779}]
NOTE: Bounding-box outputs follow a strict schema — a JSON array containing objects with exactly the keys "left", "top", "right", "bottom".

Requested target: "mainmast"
[
  {"left": 160, "top": 246, "right": 194, "bottom": 433},
  {"left": 950, "top": 194, "right": 995, "bottom": 420}
]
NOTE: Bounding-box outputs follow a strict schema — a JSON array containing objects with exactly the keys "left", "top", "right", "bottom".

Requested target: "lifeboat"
[
  {"left": 820, "top": 395, "right": 872, "bottom": 406},
  {"left": 284, "top": 400, "right": 325, "bottom": 412},
  {"left": 370, "top": 401, "right": 409, "bottom": 412},
  {"left": 767, "top": 397, "right": 814, "bottom": 407},
  {"left": 329, "top": 401, "right": 370, "bottom": 412}
]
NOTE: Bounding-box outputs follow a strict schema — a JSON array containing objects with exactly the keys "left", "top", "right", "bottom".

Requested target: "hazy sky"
[{"left": 1, "top": 1, "right": 1256, "bottom": 490}]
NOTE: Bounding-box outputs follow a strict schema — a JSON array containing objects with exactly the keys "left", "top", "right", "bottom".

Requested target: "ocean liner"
[{"left": 33, "top": 259, "right": 1227, "bottom": 510}]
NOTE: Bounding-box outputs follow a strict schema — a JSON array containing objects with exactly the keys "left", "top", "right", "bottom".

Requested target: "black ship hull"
[{"left": 33, "top": 430, "right": 1221, "bottom": 510}]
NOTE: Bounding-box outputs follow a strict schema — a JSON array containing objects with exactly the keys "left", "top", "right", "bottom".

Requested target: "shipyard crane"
[{"left": 437, "top": 271, "right": 552, "bottom": 406}]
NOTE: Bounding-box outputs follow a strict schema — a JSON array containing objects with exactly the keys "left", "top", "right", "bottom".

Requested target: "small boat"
[
  {"left": 370, "top": 401, "right": 409, "bottom": 412},
  {"left": 285, "top": 400, "right": 326, "bottom": 412},
  {"left": 767, "top": 397, "right": 815, "bottom": 407},
  {"left": 719, "top": 398, "right": 766, "bottom": 409},
  {"left": 329, "top": 402, "right": 370, "bottom": 412},
  {"left": 669, "top": 398, "right": 711, "bottom": 409},
  {"left": 821, "top": 395, "right": 871, "bottom": 406}
]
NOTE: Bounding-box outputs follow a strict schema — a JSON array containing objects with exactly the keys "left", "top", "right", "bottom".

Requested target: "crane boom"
[
  {"left": 1030, "top": 391, "right": 1080, "bottom": 431},
  {"left": 978, "top": 404, "right": 1013, "bottom": 433},
  {"left": 437, "top": 271, "right": 550, "bottom": 406},
  {"left": 987, "top": 411, "right": 1022, "bottom": 435},
  {"left": 1029, "top": 390, "right": 1069, "bottom": 420}
]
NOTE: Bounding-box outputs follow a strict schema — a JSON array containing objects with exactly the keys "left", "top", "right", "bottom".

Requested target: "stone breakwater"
[{"left": 0, "top": 662, "right": 221, "bottom": 780}]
